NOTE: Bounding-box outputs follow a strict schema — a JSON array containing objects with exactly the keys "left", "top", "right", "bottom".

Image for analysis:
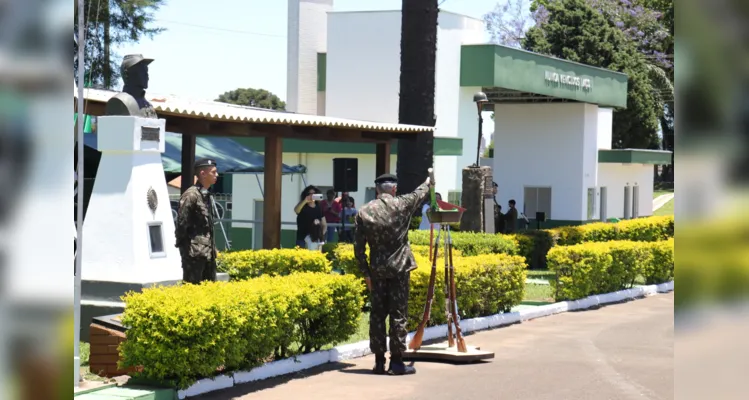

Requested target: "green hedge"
[
  {"left": 511, "top": 215, "right": 674, "bottom": 269},
  {"left": 407, "top": 253, "right": 526, "bottom": 330},
  {"left": 407, "top": 230, "right": 519, "bottom": 256},
  {"left": 119, "top": 272, "right": 363, "bottom": 388},
  {"left": 216, "top": 248, "right": 332, "bottom": 280},
  {"left": 321, "top": 243, "right": 526, "bottom": 330},
  {"left": 546, "top": 239, "right": 674, "bottom": 301}
]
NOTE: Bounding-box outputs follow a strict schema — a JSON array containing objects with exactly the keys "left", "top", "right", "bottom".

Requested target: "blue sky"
[{"left": 116, "top": 0, "right": 503, "bottom": 101}]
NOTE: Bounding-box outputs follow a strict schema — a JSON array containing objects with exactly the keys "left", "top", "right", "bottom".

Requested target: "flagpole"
[{"left": 74, "top": 0, "right": 86, "bottom": 387}]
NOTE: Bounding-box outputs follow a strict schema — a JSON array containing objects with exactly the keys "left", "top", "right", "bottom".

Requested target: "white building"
[{"left": 230, "top": 1, "right": 671, "bottom": 248}]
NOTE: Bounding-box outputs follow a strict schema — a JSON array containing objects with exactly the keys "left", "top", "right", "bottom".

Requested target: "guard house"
[{"left": 278, "top": 2, "right": 671, "bottom": 228}]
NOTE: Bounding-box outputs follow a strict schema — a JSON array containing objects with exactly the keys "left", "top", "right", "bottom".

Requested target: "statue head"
[{"left": 120, "top": 54, "right": 153, "bottom": 91}]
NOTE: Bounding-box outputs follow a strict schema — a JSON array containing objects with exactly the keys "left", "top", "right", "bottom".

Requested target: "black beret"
[
  {"left": 492, "top": 181, "right": 498, "bottom": 188},
  {"left": 374, "top": 173, "right": 398, "bottom": 185},
  {"left": 194, "top": 158, "right": 217, "bottom": 169}
]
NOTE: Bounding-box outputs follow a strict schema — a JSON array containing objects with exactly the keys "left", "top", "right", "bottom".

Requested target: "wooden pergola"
[{"left": 75, "top": 89, "right": 434, "bottom": 248}]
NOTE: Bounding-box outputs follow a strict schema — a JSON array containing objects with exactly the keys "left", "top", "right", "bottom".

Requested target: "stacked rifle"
[{"left": 409, "top": 168, "right": 467, "bottom": 352}]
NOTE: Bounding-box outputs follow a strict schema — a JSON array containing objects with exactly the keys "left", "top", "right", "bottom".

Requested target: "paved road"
[
  {"left": 198, "top": 293, "right": 674, "bottom": 400},
  {"left": 653, "top": 193, "right": 675, "bottom": 211}
]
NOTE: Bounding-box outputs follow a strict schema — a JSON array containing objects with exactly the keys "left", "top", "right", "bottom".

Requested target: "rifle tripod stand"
[{"left": 403, "top": 223, "right": 494, "bottom": 363}]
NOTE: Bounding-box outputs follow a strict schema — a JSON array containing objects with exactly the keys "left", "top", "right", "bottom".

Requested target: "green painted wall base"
[{"left": 75, "top": 385, "right": 176, "bottom": 399}]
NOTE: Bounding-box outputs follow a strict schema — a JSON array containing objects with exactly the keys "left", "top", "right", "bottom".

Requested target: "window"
[
  {"left": 587, "top": 188, "right": 598, "bottom": 220},
  {"left": 147, "top": 222, "right": 166, "bottom": 258},
  {"left": 523, "top": 187, "right": 552, "bottom": 220}
]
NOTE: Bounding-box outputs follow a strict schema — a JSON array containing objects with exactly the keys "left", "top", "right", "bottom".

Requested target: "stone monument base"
[{"left": 460, "top": 166, "right": 491, "bottom": 232}]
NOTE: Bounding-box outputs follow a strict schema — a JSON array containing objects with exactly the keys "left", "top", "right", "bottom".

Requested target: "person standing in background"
[
  {"left": 175, "top": 158, "right": 219, "bottom": 284},
  {"left": 418, "top": 192, "right": 442, "bottom": 231},
  {"left": 294, "top": 185, "right": 327, "bottom": 248},
  {"left": 339, "top": 197, "right": 357, "bottom": 243},
  {"left": 504, "top": 199, "right": 518, "bottom": 233},
  {"left": 321, "top": 189, "right": 341, "bottom": 243}
]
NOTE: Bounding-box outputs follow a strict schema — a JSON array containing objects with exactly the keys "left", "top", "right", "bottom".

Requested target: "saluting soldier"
[
  {"left": 175, "top": 158, "right": 219, "bottom": 284},
  {"left": 354, "top": 173, "right": 432, "bottom": 375}
]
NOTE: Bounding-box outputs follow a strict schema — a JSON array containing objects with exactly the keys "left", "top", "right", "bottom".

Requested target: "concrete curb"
[{"left": 177, "top": 280, "right": 674, "bottom": 398}]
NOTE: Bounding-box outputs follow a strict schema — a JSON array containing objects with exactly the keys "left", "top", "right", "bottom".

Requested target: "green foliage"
[
  {"left": 216, "top": 88, "right": 286, "bottom": 110},
  {"left": 409, "top": 216, "right": 460, "bottom": 231},
  {"left": 407, "top": 253, "right": 527, "bottom": 330},
  {"left": 216, "top": 248, "right": 332, "bottom": 280},
  {"left": 511, "top": 216, "right": 674, "bottom": 269},
  {"left": 119, "top": 272, "right": 364, "bottom": 389},
  {"left": 522, "top": 0, "right": 662, "bottom": 149},
  {"left": 547, "top": 240, "right": 674, "bottom": 301},
  {"left": 407, "top": 230, "right": 519, "bottom": 256},
  {"left": 74, "top": 0, "right": 167, "bottom": 88}
]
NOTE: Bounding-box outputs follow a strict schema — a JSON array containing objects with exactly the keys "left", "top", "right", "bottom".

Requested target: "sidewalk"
[
  {"left": 197, "top": 292, "right": 674, "bottom": 400},
  {"left": 653, "top": 193, "right": 674, "bottom": 211}
]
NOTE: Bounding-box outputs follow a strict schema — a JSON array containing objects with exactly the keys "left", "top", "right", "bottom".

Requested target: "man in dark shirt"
[
  {"left": 504, "top": 199, "right": 518, "bottom": 233},
  {"left": 294, "top": 185, "right": 327, "bottom": 248},
  {"left": 354, "top": 173, "right": 431, "bottom": 375}
]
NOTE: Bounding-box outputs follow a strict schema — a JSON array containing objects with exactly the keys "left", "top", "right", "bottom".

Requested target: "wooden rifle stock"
[
  {"left": 409, "top": 226, "right": 441, "bottom": 350},
  {"left": 448, "top": 227, "right": 467, "bottom": 352},
  {"left": 444, "top": 234, "right": 455, "bottom": 348}
]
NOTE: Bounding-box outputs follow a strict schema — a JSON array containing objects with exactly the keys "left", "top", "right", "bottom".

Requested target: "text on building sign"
[{"left": 544, "top": 71, "right": 592, "bottom": 91}]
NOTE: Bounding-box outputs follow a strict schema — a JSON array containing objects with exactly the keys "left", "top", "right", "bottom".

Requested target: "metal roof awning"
[
  {"left": 82, "top": 132, "right": 307, "bottom": 175},
  {"left": 75, "top": 88, "right": 435, "bottom": 134}
]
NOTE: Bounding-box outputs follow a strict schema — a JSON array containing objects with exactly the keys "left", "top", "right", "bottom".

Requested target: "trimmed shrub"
[
  {"left": 320, "top": 242, "right": 526, "bottom": 329},
  {"left": 217, "top": 248, "right": 332, "bottom": 280},
  {"left": 547, "top": 239, "right": 674, "bottom": 301},
  {"left": 552, "top": 216, "right": 674, "bottom": 246},
  {"left": 508, "top": 230, "right": 555, "bottom": 270},
  {"left": 324, "top": 243, "right": 463, "bottom": 278},
  {"left": 407, "top": 230, "right": 519, "bottom": 256},
  {"left": 119, "top": 272, "right": 363, "bottom": 388},
  {"left": 407, "top": 253, "right": 527, "bottom": 330},
  {"left": 410, "top": 216, "right": 461, "bottom": 231}
]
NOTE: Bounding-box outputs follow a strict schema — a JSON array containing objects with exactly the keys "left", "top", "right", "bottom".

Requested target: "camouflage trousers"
[
  {"left": 181, "top": 256, "right": 217, "bottom": 284},
  {"left": 369, "top": 273, "right": 410, "bottom": 358}
]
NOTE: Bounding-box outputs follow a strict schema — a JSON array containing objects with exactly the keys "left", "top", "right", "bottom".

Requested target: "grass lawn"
[
  {"left": 653, "top": 189, "right": 674, "bottom": 199},
  {"left": 654, "top": 198, "right": 674, "bottom": 216}
]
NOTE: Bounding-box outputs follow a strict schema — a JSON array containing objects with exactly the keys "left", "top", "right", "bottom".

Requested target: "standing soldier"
[
  {"left": 354, "top": 173, "right": 432, "bottom": 375},
  {"left": 175, "top": 158, "right": 219, "bottom": 284}
]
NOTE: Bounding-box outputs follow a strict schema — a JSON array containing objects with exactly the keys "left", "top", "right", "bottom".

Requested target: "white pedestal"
[{"left": 82, "top": 116, "right": 182, "bottom": 284}]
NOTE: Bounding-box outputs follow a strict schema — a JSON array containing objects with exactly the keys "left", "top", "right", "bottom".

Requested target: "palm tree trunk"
[{"left": 396, "top": 0, "right": 439, "bottom": 195}]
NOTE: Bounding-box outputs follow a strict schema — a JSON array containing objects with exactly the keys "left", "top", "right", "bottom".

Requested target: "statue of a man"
[{"left": 105, "top": 54, "right": 158, "bottom": 118}]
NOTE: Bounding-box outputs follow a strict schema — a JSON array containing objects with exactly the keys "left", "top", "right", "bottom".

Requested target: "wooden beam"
[
  {"left": 263, "top": 136, "right": 283, "bottom": 249},
  {"left": 180, "top": 134, "right": 196, "bottom": 194},
  {"left": 376, "top": 141, "right": 391, "bottom": 176}
]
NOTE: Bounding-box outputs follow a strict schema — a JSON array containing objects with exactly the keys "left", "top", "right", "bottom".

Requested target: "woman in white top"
[{"left": 418, "top": 192, "right": 442, "bottom": 231}]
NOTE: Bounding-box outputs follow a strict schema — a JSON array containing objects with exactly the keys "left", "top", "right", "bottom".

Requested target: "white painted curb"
[{"left": 179, "top": 280, "right": 674, "bottom": 398}]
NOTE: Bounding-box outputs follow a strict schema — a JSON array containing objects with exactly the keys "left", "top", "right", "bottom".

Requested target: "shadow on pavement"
[{"left": 193, "top": 361, "right": 357, "bottom": 399}]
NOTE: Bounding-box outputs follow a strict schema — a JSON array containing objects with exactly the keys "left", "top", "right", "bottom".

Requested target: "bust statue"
[{"left": 105, "top": 54, "right": 158, "bottom": 119}]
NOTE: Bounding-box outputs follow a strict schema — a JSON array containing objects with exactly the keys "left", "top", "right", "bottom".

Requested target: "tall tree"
[
  {"left": 396, "top": 0, "right": 439, "bottom": 195},
  {"left": 73, "top": 0, "right": 166, "bottom": 89},
  {"left": 216, "top": 88, "right": 286, "bottom": 110},
  {"left": 523, "top": 0, "right": 662, "bottom": 148}
]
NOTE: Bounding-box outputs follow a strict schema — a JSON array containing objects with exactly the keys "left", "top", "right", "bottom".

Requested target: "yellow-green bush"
[
  {"left": 325, "top": 243, "right": 464, "bottom": 278},
  {"left": 511, "top": 216, "right": 674, "bottom": 269},
  {"left": 407, "top": 230, "right": 519, "bottom": 256},
  {"left": 676, "top": 221, "right": 749, "bottom": 311},
  {"left": 216, "top": 248, "right": 332, "bottom": 280},
  {"left": 552, "top": 215, "right": 674, "bottom": 246},
  {"left": 119, "top": 272, "right": 363, "bottom": 388},
  {"left": 407, "top": 253, "right": 527, "bottom": 331},
  {"left": 320, "top": 242, "right": 525, "bottom": 329},
  {"left": 547, "top": 240, "right": 674, "bottom": 301}
]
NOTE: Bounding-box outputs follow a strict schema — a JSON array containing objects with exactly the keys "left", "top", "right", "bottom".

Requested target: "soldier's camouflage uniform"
[
  {"left": 354, "top": 182, "right": 430, "bottom": 359},
  {"left": 175, "top": 184, "right": 217, "bottom": 284}
]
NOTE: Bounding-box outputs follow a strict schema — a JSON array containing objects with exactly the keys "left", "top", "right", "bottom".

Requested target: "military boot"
[
  {"left": 372, "top": 353, "right": 386, "bottom": 375},
  {"left": 387, "top": 354, "right": 416, "bottom": 375}
]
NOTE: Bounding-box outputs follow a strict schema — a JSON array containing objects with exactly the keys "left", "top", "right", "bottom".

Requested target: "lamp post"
[{"left": 473, "top": 91, "right": 488, "bottom": 167}]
